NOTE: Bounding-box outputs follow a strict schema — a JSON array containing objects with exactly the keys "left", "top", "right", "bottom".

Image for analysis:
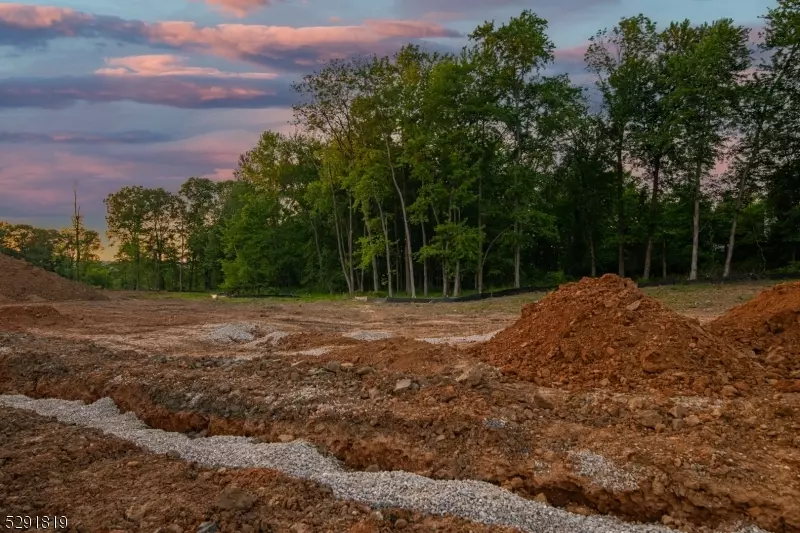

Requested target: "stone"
[
  {"left": 368, "top": 387, "right": 379, "bottom": 399},
  {"left": 455, "top": 367, "right": 483, "bottom": 387},
  {"left": 217, "top": 485, "right": 257, "bottom": 511},
  {"left": 290, "top": 524, "right": 312, "bottom": 533},
  {"left": 765, "top": 352, "right": 786, "bottom": 365},
  {"left": 533, "top": 392, "right": 553, "bottom": 410},
  {"left": 278, "top": 434, "right": 295, "bottom": 443},
  {"left": 355, "top": 366, "right": 374, "bottom": 375},
  {"left": 166, "top": 525, "right": 183, "bottom": 533},
  {"left": 638, "top": 410, "right": 662, "bottom": 429},
  {"left": 685, "top": 415, "right": 701, "bottom": 427},
  {"left": 394, "top": 518, "right": 408, "bottom": 529},
  {"left": 661, "top": 515, "right": 675, "bottom": 525},
  {"left": 533, "top": 493, "right": 550, "bottom": 505},
  {"left": 626, "top": 300, "right": 641, "bottom": 311},
  {"left": 440, "top": 385, "right": 457, "bottom": 402},
  {"left": 668, "top": 405, "right": 687, "bottom": 419},
  {"left": 672, "top": 418, "right": 685, "bottom": 431},
  {"left": 124, "top": 502, "right": 150, "bottom": 521},
  {"left": 197, "top": 522, "right": 219, "bottom": 533},
  {"left": 394, "top": 379, "right": 413, "bottom": 393},
  {"left": 721, "top": 385, "right": 738, "bottom": 398},
  {"left": 218, "top": 383, "right": 232, "bottom": 394},
  {"left": 324, "top": 361, "right": 341, "bottom": 373},
  {"left": 627, "top": 397, "right": 645, "bottom": 411}
]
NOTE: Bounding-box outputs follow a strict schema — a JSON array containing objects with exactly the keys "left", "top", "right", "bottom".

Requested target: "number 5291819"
[{"left": 6, "top": 516, "right": 69, "bottom": 529}]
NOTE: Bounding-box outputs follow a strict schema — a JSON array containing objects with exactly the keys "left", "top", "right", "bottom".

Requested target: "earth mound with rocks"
[
  {"left": 474, "top": 274, "right": 761, "bottom": 394},
  {"left": 0, "top": 253, "right": 107, "bottom": 302},
  {"left": 708, "top": 281, "right": 800, "bottom": 392},
  {"left": 0, "top": 304, "right": 73, "bottom": 331}
]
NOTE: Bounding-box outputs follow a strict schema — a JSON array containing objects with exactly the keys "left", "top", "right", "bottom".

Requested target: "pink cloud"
[
  {"left": 96, "top": 55, "right": 277, "bottom": 79},
  {"left": 197, "top": 0, "right": 272, "bottom": 17},
  {"left": 0, "top": 4, "right": 461, "bottom": 68}
]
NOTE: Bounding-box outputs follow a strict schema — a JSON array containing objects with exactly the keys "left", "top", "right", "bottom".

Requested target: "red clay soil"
[
  {"left": 708, "top": 281, "right": 800, "bottom": 392},
  {"left": 325, "top": 338, "right": 461, "bottom": 374},
  {"left": 0, "top": 253, "right": 107, "bottom": 302},
  {"left": 474, "top": 274, "right": 761, "bottom": 395},
  {"left": 0, "top": 304, "right": 73, "bottom": 331},
  {"left": 0, "top": 408, "right": 516, "bottom": 533}
]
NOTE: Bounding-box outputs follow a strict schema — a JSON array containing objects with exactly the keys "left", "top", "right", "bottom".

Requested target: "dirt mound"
[
  {"left": 0, "top": 253, "right": 107, "bottom": 302},
  {"left": 474, "top": 274, "right": 759, "bottom": 394},
  {"left": 708, "top": 281, "right": 800, "bottom": 388},
  {"left": 0, "top": 304, "right": 73, "bottom": 331}
]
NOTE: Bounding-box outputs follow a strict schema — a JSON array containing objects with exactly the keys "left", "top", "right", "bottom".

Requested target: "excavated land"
[
  {"left": 0, "top": 273, "right": 799, "bottom": 533},
  {"left": 0, "top": 253, "right": 108, "bottom": 302}
]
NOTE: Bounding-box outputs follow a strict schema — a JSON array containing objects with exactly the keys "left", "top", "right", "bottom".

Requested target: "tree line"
[{"left": 5, "top": 2, "right": 797, "bottom": 295}]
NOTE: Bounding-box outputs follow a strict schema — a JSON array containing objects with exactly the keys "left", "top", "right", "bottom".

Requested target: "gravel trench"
[{"left": 0, "top": 395, "right": 768, "bottom": 533}]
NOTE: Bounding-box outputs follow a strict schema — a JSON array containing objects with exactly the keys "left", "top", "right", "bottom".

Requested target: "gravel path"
[{"left": 0, "top": 395, "right": 768, "bottom": 533}]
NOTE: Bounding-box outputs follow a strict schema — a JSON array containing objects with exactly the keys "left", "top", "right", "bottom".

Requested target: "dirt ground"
[{"left": 1, "top": 279, "right": 799, "bottom": 533}]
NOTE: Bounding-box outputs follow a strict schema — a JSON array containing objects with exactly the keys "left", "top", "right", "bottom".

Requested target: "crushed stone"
[
  {"left": 419, "top": 331, "right": 499, "bottom": 345},
  {"left": 343, "top": 330, "right": 394, "bottom": 341},
  {"left": 568, "top": 450, "right": 639, "bottom": 492},
  {"left": 205, "top": 322, "right": 259, "bottom": 344},
  {"left": 0, "top": 394, "right": 754, "bottom": 533}
]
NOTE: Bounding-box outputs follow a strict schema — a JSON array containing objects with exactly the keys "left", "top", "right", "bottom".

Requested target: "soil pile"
[
  {"left": 0, "top": 304, "right": 73, "bottom": 331},
  {"left": 0, "top": 253, "right": 107, "bottom": 302},
  {"left": 709, "top": 281, "right": 800, "bottom": 390},
  {"left": 475, "top": 274, "right": 759, "bottom": 394}
]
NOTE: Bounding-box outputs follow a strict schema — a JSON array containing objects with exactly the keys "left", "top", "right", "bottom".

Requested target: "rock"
[
  {"left": 626, "top": 300, "right": 641, "bottom": 311},
  {"left": 692, "top": 376, "right": 710, "bottom": 393},
  {"left": 733, "top": 381, "right": 749, "bottom": 392},
  {"left": 533, "top": 493, "right": 550, "bottom": 505},
  {"left": 124, "top": 502, "right": 150, "bottom": 521},
  {"left": 217, "top": 485, "right": 257, "bottom": 511},
  {"left": 455, "top": 367, "right": 483, "bottom": 387},
  {"left": 290, "top": 523, "right": 312, "bottom": 533},
  {"left": 661, "top": 515, "right": 675, "bottom": 525},
  {"left": 278, "top": 434, "right": 295, "bottom": 443},
  {"left": 368, "top": 387, "right": 379, "bottom": 399},
  {"left": 218, "top": 383, "right": 231, "bottom": 394},
  {"left": 685, "top": 415, "right": 701, "bottom": 427},
  {"left": 765, "top": 352, "right": 786, "bottom": 365},
  {"left": 439, "top": 385, "right": 457, "bottom": 402},
  {"left": 533, "top": 392, "right": 553, "bottom": 410},
  {"left": 324, "top": 361, "right": 341, "bottom": 373},
  {"left": 197, "top": 522, "right": 219, "bottom": 533},
  {"left": 166, "top": 525, "right": 183, "bottom": 533},
  {"left": 605, "top": 346, "right": 616, "bottom": 356},
  {"left": 166, "top": 450, "right": 180, "bottom": 459},
  {"left": 668, "top": 405, "right": 687, "bottom": 419},
  {"left": 627, "top": 397, "right": 645, "bottom": 411},
  {"left": 360, "top": 389, "right": 370, "bottom": 399},
  {"left": 638, "top": 410, "right": 662, "bottom": 429},
  {"left": 394, "top": 379, "right": 413, "bottom": 393},
  {"left": 394, "top": 518, "right": 408, "bottom": 529},
  {"left": 672, "top": 418, "right": 685, "bottom": 431},
  {"left": 721, "top": 385, "right": 738, "bottom": 397},
  {"left": 355, "top": 366, "right": 373, "bottom": 375}
]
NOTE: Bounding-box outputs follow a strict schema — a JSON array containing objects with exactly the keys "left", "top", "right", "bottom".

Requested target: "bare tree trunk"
[
  {"left": 311, "top": 220, "right": 324, "bottom": 283},
  {"left": 72, "top": 181, "right": 82, "bottom": 282},
  {"left": 724, "top": 128, "right": 762, "bottom": 279},
  {"left": 589, "top": 232, "right": 597, "bottom": 277},
  {"left": 642, "top": 157, "right": 662, "bottom": 280},
  {"left": 454, "top": 259, "right": 461, "bottom": 297},
  {"left": 385, "top": 138, "right": 416, "bottom": 298},
  {"left": 662, "top": 238, "right": 667, "bottom": 279},
  {"left": 442, "top": 254, "right": 448, "bottom": 298},
  {"left": 421, "top": 222, "right": 428, "bottom": 297},
  {"left": 477, "top": 173, "right": 484, "bottom": 293},
  {"left": 347, "top": 192, "right": 354, "bottom": 295},
  {"left": 689, "top": 159, "right": 702, "bottom": 281},
  {"left": 328, "top": 181, "right": 352, "bottom": 294},
  {"left": 377, "top": 202, "right": 393, "bottom": 298},
  {"left": 513, "top": 222, "right": 521, "bottom": 288},
  {"left": 616, "top": 144, "right": 625, "bottom": 278}
]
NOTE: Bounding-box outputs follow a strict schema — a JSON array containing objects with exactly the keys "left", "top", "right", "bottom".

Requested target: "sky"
[{"left": 0, "top": 0, "right": 772, "bottom": 259}]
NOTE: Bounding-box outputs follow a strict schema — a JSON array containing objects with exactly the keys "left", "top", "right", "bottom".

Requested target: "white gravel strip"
[
  {"left": 569, "top": 450, "right": 639, "bottom": 492},
  {"left": 343, "top": 331, "right": 394, "bottom": 341},
  {"left": 418, "top": 331, "right": 500, "bottom": 345},
  {"left": 205, "top": 323, "right": 259, "bottom": 344},
  {"left": 0, "top": 395, "right": 766, "bottom": 533}
]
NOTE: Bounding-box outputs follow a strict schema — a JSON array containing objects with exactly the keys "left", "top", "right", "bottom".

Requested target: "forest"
[{"left": 3, "top": 1, "right": 798, "bottom": 296}]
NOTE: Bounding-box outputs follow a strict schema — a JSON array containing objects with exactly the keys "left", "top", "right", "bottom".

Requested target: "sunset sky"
[{"left": 0, "top": 0, "right": 771, "bottom": 258}]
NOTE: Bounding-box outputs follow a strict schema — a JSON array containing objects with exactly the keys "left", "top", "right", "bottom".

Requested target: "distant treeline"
[{"left": 10, "top": 2, "right": 800, "bottom": 295}]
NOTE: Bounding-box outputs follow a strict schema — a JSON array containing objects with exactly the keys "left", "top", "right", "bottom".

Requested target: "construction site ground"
[{"left": 1, "top": 279, "right": 799, "bottom": 533}]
